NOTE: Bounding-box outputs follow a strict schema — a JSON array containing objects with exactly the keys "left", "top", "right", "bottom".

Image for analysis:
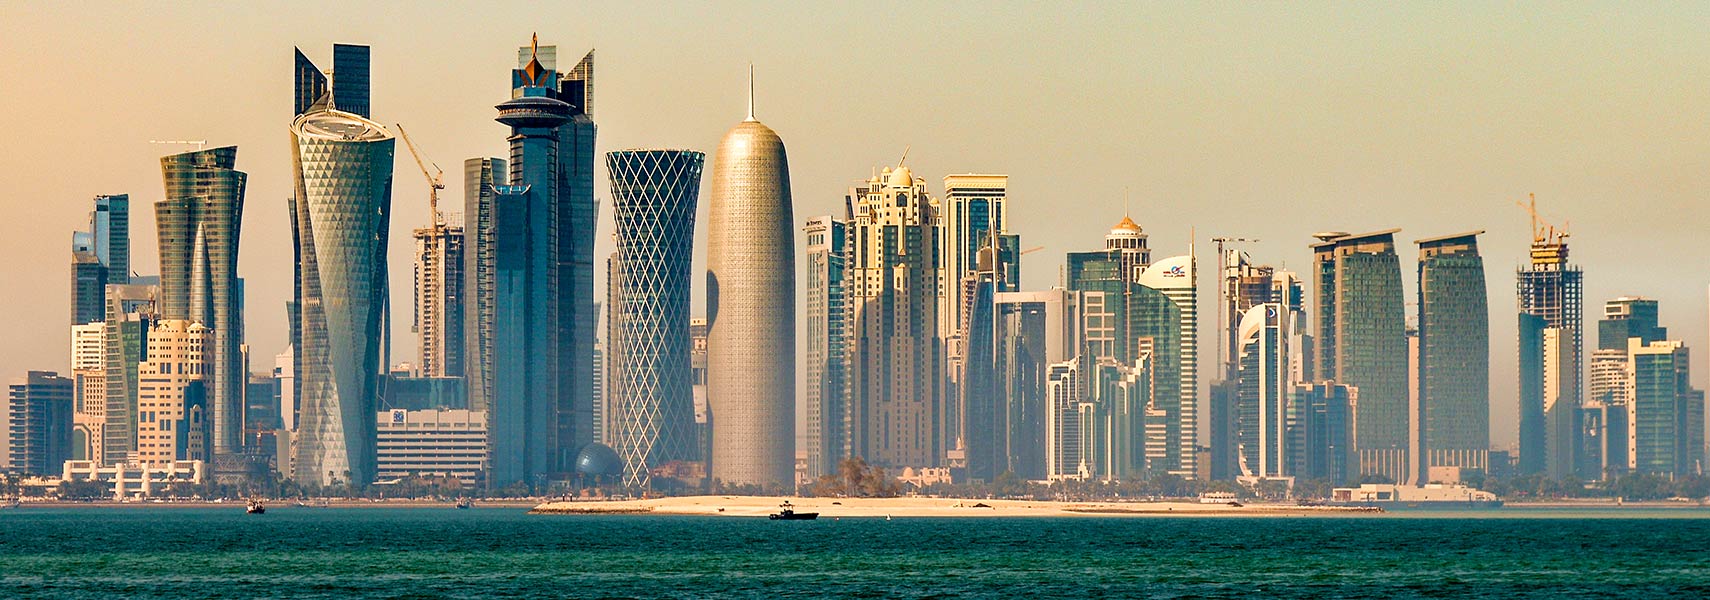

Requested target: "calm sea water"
[{"left": 3, "top": 506, "right": 1709, "bottom": 598}]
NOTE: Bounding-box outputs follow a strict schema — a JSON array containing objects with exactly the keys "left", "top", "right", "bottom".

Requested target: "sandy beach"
[{"left": 529, "top": 495, "right": 1380, "bottom": 517}]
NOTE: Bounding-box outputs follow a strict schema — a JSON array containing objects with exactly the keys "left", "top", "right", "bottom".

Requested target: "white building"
[
  {"left": 376, "top": 408, "right": 486, "bottom": 486},
  {"left": 135, "top": 320, "right": 211, "bottom": 467},
  {"left": 61, "top": 459, "right": 204, "bottom": 499}
]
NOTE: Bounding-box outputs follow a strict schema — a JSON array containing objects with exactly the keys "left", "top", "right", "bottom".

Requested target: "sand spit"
[{"left": 529, "top": 495, "right": 1380, "bottom": 517}]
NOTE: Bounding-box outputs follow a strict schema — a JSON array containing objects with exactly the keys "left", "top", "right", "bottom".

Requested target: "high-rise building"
[
  {"left": 803, "top": 216, "right": 848, "bottom": 480},
  {"left": 5, "top": 371, "right": 74, "bottom": 475},
  {"left": 89, "top": 194, "right": 131, "bottom": 285},
  {"left": 994, "top": 288, "right": 1081, "bottom": 480},
  {"left": 1289, "top": 381, "right": 1356, "bottom": 485},
  {"left": 70, "top": 323, "right": 106, "bottom": 463},
  {"left": 412, "top": 222, "right": 464, "bottom": 378},
  {"left": 71, "top": 251, "right": 107, "bottom": 327},
  {"left": 1235, "top": 301, "right": 1302, "bottom": 479},
  {"left": 157, "top": 147, "right": 246, "bottom": 460},
  {"left": 1625, "top": 339, "right": 1698, "bottom": 476},
  {"left": 515, "top": 39, "right": 600, "bottom": 471},
  {"left": 1044, "top": 355, "right": 1150, "bottom": 482},
  {"left": 101, "top": 282, "right": 158, "bottom": 465},
  {"left": 940, "top": 174, "right": 1013, "bottom": 431},
  {"left": 690, "top": 317, "right": 711, "bottom": 464},
  {"left": 591, "top": 340, "right": 606, "bottom": 446},
  {"left": 289, "top": 106, "right": 395, "bottom": 488},
  {"left": 705, "top": 76, "right": 796, "bottom": 488},
  {"left": 1515, "top": 204, "right": 1582, "bottom": 479},
  {"left": 606, "top": 149, "right": 705, "bottom": 487},
  {"left": 461, "top": 156, "right": 506, "bottom": 417},
  {"left": 1311, "top": 230, "right": 1408, "bottom": 482},
  {"left": 482, "top": 46, "right": 571, "bottom": 488},
  {"left": 134, "top": 320, "right": 212, "bottom": 467},
  {"left": 1415, "top": 232, "right": 1490, "bottom": 481},
  {"left": 845, "top": 165, "right": 944, "bottom": 468},
  {"left": 1586, "top": 297, "right": 1670, "bottom": 477}
]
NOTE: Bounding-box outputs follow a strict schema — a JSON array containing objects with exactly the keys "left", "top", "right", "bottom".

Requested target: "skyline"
[{"left": 4, "top": 3, "right": 1710, "bottom": 451}]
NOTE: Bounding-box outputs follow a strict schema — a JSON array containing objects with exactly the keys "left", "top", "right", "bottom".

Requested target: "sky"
[{"left": 2, "top": 2, "right": 1707, "bottom": 450}]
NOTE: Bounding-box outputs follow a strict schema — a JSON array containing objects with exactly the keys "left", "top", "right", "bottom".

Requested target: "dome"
[
  {"left": 574, "top": 443, "right": 624, "bottom": 476},
  {"left": 1109, "top": 215, "right": 1144, "bottom": 239},
  {"left": 887, "top": 166, "right": 914, "bottom": 189}
]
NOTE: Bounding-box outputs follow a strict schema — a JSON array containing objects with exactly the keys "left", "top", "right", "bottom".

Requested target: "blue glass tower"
[{"left": 485, "top": 40, "right": 571, "bottom": 488}]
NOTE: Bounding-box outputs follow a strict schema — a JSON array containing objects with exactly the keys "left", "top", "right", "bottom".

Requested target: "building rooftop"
[{"left": 292, "top": 109, "right": 391, "bottom": 142}]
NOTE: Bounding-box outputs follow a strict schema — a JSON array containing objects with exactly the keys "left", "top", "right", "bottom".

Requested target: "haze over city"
[{"left": 3, "top": 1, "right": 1708, "bottom": 453}]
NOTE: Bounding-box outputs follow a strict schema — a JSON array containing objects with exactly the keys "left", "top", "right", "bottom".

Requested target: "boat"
[
  {"left": 455, "top": 498, "right": 473, "bottom": 509},
  {"left": 768, "top": 501, "right": 818, "bottom": 521},
  {"left": 246, "top": 499, "right": 266, "bottom": 514}
]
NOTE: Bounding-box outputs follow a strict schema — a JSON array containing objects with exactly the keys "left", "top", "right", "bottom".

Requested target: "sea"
[{"left": 3, "top": 506, "right": 1709, "bottom": 599}]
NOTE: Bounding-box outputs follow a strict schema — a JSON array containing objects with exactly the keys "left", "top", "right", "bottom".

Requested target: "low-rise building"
[
  {"left": 61, "top": 459, "right": 205, "bottom": 499},
  {"left": 375, "top": 409, "right": 485, "bottom": 486}
]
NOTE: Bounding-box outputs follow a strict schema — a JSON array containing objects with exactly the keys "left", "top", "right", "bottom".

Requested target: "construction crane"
[
  {"left": 395, "top": 124, "right": 445, "bottom": 232},
  {"left": 1514, "top": 192, "right": 1569, "bottom": 244},
  {"left": 1020, "top": 246, "right": 1046, "bottom": 256},
  {"left": 149, "top": 139, "right": 207, "bottom": 151}
]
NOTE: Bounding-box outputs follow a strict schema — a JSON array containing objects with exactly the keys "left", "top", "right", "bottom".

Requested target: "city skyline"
[{"left": 4, "top": 4, "right": 1710, "bottom": 452}]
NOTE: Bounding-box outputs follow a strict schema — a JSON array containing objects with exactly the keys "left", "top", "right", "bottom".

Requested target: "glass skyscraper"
[
  {"left": 485, "top": 43, "right": 572, "bottom": 488},
  {"left": 803, "top": 216, "right": 847, "bottom": 480},
  {"left": 606, "top": 149, "right": 704, "bottom": 487},
  {"left": 1415, "top": 232, "right": 1490, "bottom": 480},
  {"left": 461, "top": 156, "right": 505, "bottom": 418},
  {"left": 1515, "top": 216, "right": 1582, "bottom": 479},
  {"left": 157, "top": 147, "right": 247, "bottom": 460},
  {"left": 1311, "top": 229, "right": 1408, "bottom": 482},
  {"left": 289, "top": 109, "right": 395, "bottom": 488}
]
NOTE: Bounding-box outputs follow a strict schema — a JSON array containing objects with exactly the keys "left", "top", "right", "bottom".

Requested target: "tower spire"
[{"left": 746, "top": 64, "right": 756, "bottom": 122}]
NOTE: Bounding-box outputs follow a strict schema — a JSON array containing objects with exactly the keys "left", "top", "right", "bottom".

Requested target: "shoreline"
[
  {"left": 3, "top": 500, "right": 541, "bottom": 509},
  {"left": 529, "top": 495, "right": 1382, "bottom": 518}
]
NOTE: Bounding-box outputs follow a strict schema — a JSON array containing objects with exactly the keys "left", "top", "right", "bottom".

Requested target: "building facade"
[
  {"left": 1415, "top": 232, "right": 1490, "bottom": 480},
  {"left": 412, "top": 223, "right": 465, "bottom": 379},
  {"left": 134, "top": 320, "right": 212, "bottom": 467},
  {"left": 705, "top": 85, "right": 796, "bottom": 488},
  {"left": 157, "top": 147, "right": 246, "bottom": 460},
  {"left": 845, "top": 166, "right": 944, "bottom": 468},
  {"left": 606, "top": 149, "right": 705, "bottom": 487},
  {"left": 5, "top": 371, "right": 74, "bottom": 475},
  {"left": 803, "top": 216, "right": 848, "bottom": 479},
  {"left": 1311, "top": 230, "right": 1408, "bottom": 482},
  {"left": 289, "top": 108, "right": 395, "bottom": 488},
  {"left": 376, "top": 408, "right": 486, "bottom": 486},
  {"left": 1515, "top": 220, "right": 1582, "bottom": 479}
]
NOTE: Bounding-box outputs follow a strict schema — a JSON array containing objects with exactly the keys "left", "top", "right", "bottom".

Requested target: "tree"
[{"left": 57, "top": 479, "right": 111, "bottom": 501}]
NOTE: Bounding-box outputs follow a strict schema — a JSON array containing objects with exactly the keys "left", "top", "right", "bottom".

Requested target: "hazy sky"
[{"left": 3, "top": 2, "right": 1706, "bottom": 449}]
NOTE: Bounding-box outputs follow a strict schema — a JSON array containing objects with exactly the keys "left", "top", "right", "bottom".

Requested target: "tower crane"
[
  {"left": 1209, "top": 236, "right": 1260, "bottom": 377},
  {"left": 395, "top": 124, "right": 445, "bottom": 232},
  {"left": 1514, "top": 193, "right": 1569, "bottom": 244}
]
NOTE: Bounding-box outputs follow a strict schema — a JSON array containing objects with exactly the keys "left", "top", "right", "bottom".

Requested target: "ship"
[
  {"left": 768, "top": 501, "right": 818, "bottom": 521},
  {"left": 455, "top": 498, "right": 473, "bottom": 510},
  {"left": 246, "top": 499, "right": 266, "bottom": 514},
  {"left": 1328, "top": 483, "right": 1503, "bottom": 510}
]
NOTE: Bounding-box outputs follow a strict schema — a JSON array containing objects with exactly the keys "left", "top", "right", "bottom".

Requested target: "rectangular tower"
[
  {"left": 803, "top": 216, "right": 849, "bottom": 479},
  {"left": 1416, "top": 232, "right": 1490, "bottom": 481},
  {"left": 1516, "top": 221, "right": 1582, "bottom": 479}
]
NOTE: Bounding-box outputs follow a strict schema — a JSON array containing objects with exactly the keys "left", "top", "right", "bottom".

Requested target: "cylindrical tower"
[
  {"left": 606, "top": 149, "right": 705, "bottom": 487},
  {"left": 706, "top": 108, "right": 796, "bottom": 488}
]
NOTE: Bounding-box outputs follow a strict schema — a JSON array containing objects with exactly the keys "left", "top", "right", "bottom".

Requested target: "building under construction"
[{"left": 1514, "top": 194, "right": 1582, "bottom": 479}]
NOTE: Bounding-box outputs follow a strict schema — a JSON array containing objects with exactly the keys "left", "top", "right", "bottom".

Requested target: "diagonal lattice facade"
[
  {"left": 606, "top": 149, "right": 703, "bottom": 487},
  {"left": 291, "top": 109, "right": 394, "bottom": 488}
]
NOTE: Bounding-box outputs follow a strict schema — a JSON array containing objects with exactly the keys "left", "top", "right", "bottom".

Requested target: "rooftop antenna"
[{"left": 746, "top": 63, "right": 756, "bottom": 121}]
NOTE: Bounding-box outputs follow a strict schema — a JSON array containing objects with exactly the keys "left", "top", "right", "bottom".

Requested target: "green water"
[{"left": 3, "top": 507, "right": 1709, "bottom": 598}]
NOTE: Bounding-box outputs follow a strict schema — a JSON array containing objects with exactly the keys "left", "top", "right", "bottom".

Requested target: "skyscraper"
[
  {"left": 845, "top": 165, "right": 944, "bottom": 468},
  {"left": 157, "top": 147, "right": 246, "bottom": 461},
  {"left": 71, "top": 195, "right": 130, "bottom": 327},
  {"left": 1415, "top": 232, "right": 1490, "bottom": 480},
  {"left": 1515, "top": 200, "right": 1581, "bottom": 479},
  {"left": 1311, "top": 230, "right": 1408, "bottom": 482},
  {"left": 940, "top": 174, "right": 1013, "bottom": 429},
  {"left": 5, "top": 372, "right": 74, "bottom": 475},
  {"left": 1235, "top": 302, "right": 1299, "bottom": 479},
  {"left": 606, "top": 149, "right": 705, "bottom": 487},
  {"left": 803, "top": 216, "right": 848, "bottom": 480},
  {"left": 461, "top": 156, "right": 506, "bottom": 416},
  {"left": 705, "top": 75, "right": 796, "bottom": 488},
  {"left": 134, "top": 320, "right": 212, "bottom": 467},
  {"left": 994, "top": 288, "right": 1082, "bottom": 480},
  {"left": 1210, "top": 248, "right": 1282, "bottom": 481},
  {"left": 1134, "top": 255, "right": 1199, "bottom": 478},
  {"left": 289, "top": 108, "right": 395, "bottom": 488},
  {"left": 484, "top": 43, "right": 571, "bottom": 488},
  {"left": 412, "top": 221, "right": 464, "bottom": 378},
  {"left": 71, "top": 251, "right": 106, "bottom": 327},
  {"left": 1626, "top": 339, "right": 1696, "bottom": 476},
  {"left": 101, "top": 282, "right": 158, "bottom": 465},
  {"left": 1587, "top": 297, "right": 1669, "bottom": 477}
]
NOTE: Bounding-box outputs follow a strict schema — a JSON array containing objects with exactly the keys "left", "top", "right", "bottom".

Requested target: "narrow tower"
[{"left": 706, "top": 69, "right": 796, "bottom": 488}]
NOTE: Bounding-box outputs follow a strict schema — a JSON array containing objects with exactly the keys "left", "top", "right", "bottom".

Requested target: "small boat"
[
  {"left": 246, "top": 499, "right": 266, "bottom": 514},
  {"left": 768, "top": 501, "right": 818, "bottom": 521},
  {"left": 455, "top": 498, "right": 473, "bottom": 509}
]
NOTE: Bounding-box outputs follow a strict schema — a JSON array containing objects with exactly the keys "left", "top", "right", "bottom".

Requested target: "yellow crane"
[
  {"left": 1514, "top": 192, "right": 1569, "bottom": 244},
  {"left": 395, "top": 124, "right": 445, "bottom": 232}
]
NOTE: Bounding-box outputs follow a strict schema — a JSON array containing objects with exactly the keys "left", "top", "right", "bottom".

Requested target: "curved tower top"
[{"left": 706, "top": 73, "right": 796, "bottom": 487}]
